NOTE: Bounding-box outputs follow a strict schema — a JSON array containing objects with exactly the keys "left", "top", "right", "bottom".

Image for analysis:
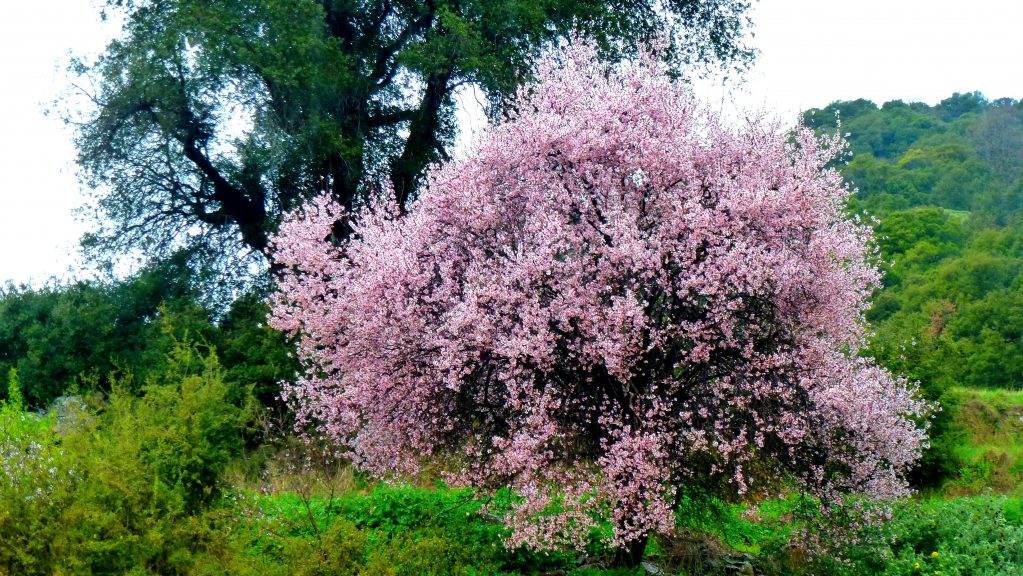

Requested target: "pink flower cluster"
[{"left": 270, "top": 43, "right": 928, "bottom": 551}]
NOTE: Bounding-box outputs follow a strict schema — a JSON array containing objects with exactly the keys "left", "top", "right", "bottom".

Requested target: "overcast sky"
[{"left": 2, "top": 0, "right": 1022, "bottom": 286}]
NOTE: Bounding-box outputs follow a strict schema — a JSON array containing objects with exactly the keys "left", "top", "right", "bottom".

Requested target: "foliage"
[
  {"left": 215, "top": 486, "right": 1023, "bottom": 575},
  {"left": 805, "top": 95, "right": 1023, "bottom": 218},
  {"left": 802, "top": 95, "right": 1023, "bottom": 404},
  {"left": 669, "top": 488, "right": 797, "bottom": 554},
  {"left": 865, "top": 225, "right": 1023, "bottom": 398},
  {"left": 209, "top": 482, "right": 590, "bottom": 575},
  {"left": 915, "top": 388, "right": 1023, "bottom": 494},
  {"left": 0, "top": 370, "right": 68, "bottom": 574},
  {"left": 0, "top": 253, "right": 199, "bottom": 407},
  {"left": 216, "top": 292, "right": 302, "bottom": 409},
  {"left": 0, "top": 339, "right": 251, "bottom": 575},
  {"left": 0, "top": 261, "right": 299, "bottom": 410},
  {"left": 830, "top": 496, "right": 1023, "bottom": 576},
  {"left": 70, "top": 0, "right": 754, "bottom": 285},
  {"left": 270, "top": 43, "right": 928, "bottom": 560}
]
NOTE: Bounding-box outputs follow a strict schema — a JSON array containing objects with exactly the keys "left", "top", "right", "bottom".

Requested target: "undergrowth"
[
  {"left": 3, "top": 347, "right": 1023, "bottom": 575},
  {"left": 926, "top": 387, "right": 1023, "bottom": 495}
]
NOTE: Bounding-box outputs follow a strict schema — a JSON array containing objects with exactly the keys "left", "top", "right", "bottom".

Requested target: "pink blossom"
[{"left": 270, "top": 42, "right": 928, "bottom": 552}]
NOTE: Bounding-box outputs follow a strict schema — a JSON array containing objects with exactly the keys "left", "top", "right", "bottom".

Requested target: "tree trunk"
[{"left": 613, "top": 533, "right": 649, "bottom": 568}]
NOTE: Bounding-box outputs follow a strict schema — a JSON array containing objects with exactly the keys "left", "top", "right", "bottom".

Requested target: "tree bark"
[
  {"left": 390, "top": 67, "right": 451, "bottom": 210},
  {"left": 613, "top": 533, "right": 648, "bottom": 568}
]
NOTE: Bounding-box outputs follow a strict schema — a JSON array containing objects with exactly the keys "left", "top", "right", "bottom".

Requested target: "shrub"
[
  {"left": 826, "top": 497, "right": 1023, "bottom": 576},
  {"left": 0, "top": 370, "right": 72, "bottom": 574},
  {"left": 917, "top": 388, "right": 1023, "bottom": 495},
  {"left": 0, "top": 340, "right": 250, "bottom": 575},
  {"left": 362, "top": 532, "right": 485, "bottom": 576}
]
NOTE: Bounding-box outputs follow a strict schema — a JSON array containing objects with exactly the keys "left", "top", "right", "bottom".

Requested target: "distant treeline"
[
  {"left": 0, "top": 253, "right": 298, "bottom": 410},
  {"left": 805, "top": 92, "right": 1023, "bottom": 397}
]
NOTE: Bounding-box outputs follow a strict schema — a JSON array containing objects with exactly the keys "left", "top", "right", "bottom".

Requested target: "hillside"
[{"left": 806, "top": 93, "right": 1023, "bottom": 398}]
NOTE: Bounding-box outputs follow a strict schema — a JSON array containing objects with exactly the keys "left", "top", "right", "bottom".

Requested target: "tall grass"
[{"left": 932, "top": 387, "right": 1023, "bottom": 495}]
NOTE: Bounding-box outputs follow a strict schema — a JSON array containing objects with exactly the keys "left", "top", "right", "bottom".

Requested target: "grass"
[
  {"left": 935, "top": 387, "right": 1023, "bottom": 495},
  {"left": 225, "top": 481, "right": 595, "bottom": 575},
  {"left": 225, "top": 477, "right": 1023, "bottom": 575}
]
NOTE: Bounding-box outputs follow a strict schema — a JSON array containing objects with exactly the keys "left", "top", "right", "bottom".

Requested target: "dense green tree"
[
  {"left": 807, "top": 92, "right": 1023, "bottom": 221},
  {"left": 935, "top": 91, "right": 988, "bottom": 122},
  {"left": 802, "top": 92, "right": 1023, "bottom": 400},
  {"left": 967, "top": 103, "right": 1023, "bottom": 183},
  {"left": 871, "top": 207, "right": 967, "bottom": 289},
  {"left": 0, "top": 260, "right": 297, "bottom": 409},
  {"left": 874, "top": 207, "right": 967, "bottom": 262},
  {"left": 803, "top": 98, "right": 942, "bottom": 159},
  {"left": 72, "top": 0, "right": 754, "bottom": 281},
  {"left": 215, "top": 292, "right": 301, "bottom": 408},
  {"left": 0, "top": 256, "right": 196, "bottom": 406},
  {"left": 867, "top": 247, "right": 1023, "bottom": 397}
]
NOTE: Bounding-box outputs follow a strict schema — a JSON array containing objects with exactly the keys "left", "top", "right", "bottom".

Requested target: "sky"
[
  {"left": 1, "top": 0, "right": 1023, "bottom": 286},
  {"left": 0, "top": 1, "right": 115, "bottom": 286},
  {"left": 702, "top": 0, "right": 1023, "bottom": 121}
]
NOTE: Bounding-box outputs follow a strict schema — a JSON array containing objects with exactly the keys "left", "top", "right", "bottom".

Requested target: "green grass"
[
  {"left": 227, "top": 482, "right": 1023, "bottom": 575},
  {"left": 934, "top": 387, "right": 1023, "bottom": 495},
  {"left": 229, "top": 483, "right": 591, "bottom": 575}
]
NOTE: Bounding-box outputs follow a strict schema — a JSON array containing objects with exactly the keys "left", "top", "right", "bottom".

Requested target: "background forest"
[{"left": 2, "top": 2, "right": 1023, "bottom": 572}]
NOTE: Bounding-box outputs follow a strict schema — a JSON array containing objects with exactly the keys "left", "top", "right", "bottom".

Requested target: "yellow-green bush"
[{"left": 0, "top": 341, "right": 250, "bottom": 575}]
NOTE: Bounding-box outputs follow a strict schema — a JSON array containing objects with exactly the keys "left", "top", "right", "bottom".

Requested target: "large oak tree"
[{"left": 71, "top": 0, "right": 753, "bottom": 282}]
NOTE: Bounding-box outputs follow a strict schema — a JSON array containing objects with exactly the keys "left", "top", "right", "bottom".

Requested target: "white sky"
[
  {"left": 697, "top": 0, "right": 1023, "bottom": 122},
  {"left": 2, "top": 0, "right": 1023, "bottom": 285}
]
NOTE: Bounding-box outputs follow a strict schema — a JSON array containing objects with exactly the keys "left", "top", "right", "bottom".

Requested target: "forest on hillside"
[{"left": 806, "top": 92, "right": 1023, "bottom": 398}]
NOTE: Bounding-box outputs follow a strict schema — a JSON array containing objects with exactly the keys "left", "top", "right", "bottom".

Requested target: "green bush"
[
  {"left": 918, "top": 388, "right": 1023, "bottom": 495},
  {"left": 0, "top": 370, "right": 72, "bottom": 575},
  {"left": 0, "top": 341, "right": 250, "bottom": 575},
  {"left": 0, "top": 267, "right": 298, "bottom": 412},
  {"left": 363, "top": 531, "right": 489, "bottom": 576},
  {"left": 829, "top": 497, "right": 1023, "bottom": 576}
]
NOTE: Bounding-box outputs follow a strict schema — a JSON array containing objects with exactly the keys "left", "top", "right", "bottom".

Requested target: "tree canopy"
[
  {"left": 270, "top": 45, "right": 927, "bottom": 562},
  {"left": 71, "top": 0, "right": 754, "bottom": 283},
  {"left": 804, "top": 94, "right": 1023, "bottom": 399},
  {"left": 0, "top": 260, "right": 298, "bottom": 410}
]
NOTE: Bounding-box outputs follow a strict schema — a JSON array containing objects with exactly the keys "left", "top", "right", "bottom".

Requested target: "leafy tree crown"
[{"left": 71, "top": 0, "right": 754, "bottom": 289}]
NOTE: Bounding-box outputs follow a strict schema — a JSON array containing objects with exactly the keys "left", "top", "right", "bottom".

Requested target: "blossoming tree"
[{"left": 270, "top": 44, "right": 929, "bottom": 564}]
